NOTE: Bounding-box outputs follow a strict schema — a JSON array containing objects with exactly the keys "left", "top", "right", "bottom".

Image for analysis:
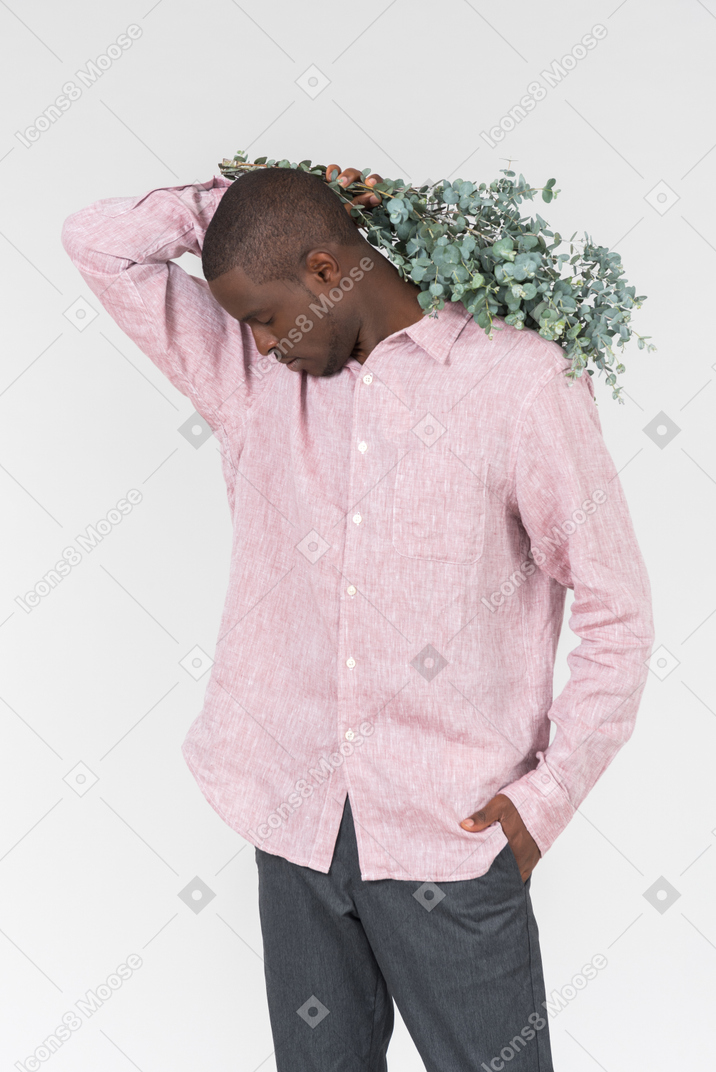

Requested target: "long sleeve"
[
  {"left": 499, "top": 369, "right": 655, "bottom": 855},
  {"left": 61, "top": 175, "right": 263, "bottom": 427}
]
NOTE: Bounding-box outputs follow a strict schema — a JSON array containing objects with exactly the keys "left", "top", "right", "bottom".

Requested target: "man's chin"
[
  {"left": 279, "top": 345, "right": 348, "bottom": 378},
  {"left": 319, "top": 352, "right": 351, "bottom": 377},
  {"left": 282, "top": 355, "right": 330, "bottom": 377}
]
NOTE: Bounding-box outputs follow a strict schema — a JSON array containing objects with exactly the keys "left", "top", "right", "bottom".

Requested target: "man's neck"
[{"left": 350, "top": 269, "right": 424, "bottom": 365}]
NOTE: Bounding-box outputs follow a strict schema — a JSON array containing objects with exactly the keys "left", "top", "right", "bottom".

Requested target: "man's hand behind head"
[{"left": 325, "top": 165, "right": 382, "bottom": 219}]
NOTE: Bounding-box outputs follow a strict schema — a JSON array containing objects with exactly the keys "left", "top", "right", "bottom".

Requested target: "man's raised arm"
[{"left": 61, "top": 176, "right": 261, "bottom": 426}]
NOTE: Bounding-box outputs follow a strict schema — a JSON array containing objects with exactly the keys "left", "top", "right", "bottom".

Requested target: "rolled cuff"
[{"left": 499, "top": 753, "right": 575, "bottom": 856}]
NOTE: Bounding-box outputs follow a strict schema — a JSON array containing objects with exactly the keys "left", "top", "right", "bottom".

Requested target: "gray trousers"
[{"left": 255, "top": 794, "right": 554, "bottom": 1071}]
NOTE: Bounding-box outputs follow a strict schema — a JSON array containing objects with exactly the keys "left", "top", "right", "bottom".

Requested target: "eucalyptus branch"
[{"left": 218, "top": 150, "right": 655, "bottom": 402}]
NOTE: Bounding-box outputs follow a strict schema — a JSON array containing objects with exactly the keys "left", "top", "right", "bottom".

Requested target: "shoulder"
[
  {"left": 457, "top": 313, "right": 570, "bottom": 373},
  {"left": 452, "top": 312, "right": 580, "bottom": 408}
]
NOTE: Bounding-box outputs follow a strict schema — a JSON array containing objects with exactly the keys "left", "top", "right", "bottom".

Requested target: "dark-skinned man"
[{"left": 62, "top": 160, "right": 653, "bottom": 1072}]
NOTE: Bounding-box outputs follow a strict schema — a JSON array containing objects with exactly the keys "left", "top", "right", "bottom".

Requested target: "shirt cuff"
[{"left": 498, "top": 753, "right": 575, "bottom": 856}]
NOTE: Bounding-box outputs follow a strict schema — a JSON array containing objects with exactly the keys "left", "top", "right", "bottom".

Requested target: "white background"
[{"left": 1, "top": 1, "right": 715, "bottom": 1069}]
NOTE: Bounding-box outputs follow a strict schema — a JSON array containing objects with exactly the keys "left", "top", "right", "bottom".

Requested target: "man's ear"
[{"left": 303, "top": 249, "right": 341, "bottom": 286}]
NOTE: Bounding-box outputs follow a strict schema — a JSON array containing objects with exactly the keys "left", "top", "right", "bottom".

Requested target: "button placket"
[{"left": 336, "top": 372, "right": 370, "bottom": 747}]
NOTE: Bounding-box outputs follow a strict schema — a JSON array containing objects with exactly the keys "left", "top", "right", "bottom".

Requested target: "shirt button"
[
  {"left": 347, "top": 585, "right": 357, "bottom": 596},
  {"left": 352, "top": 513, "right": 362, "bottom": 525},
  {"left": 362, "top": 373, "right": 373, "bottom": 384},
  {"left": 345, "top": 729, "right": 355, "bottom": 741},
  {"left": 346, "top": 656, "right": 356, "bottom": 668},
  {"left": 357, "top": 441, "right": 368, "bottom": 453}
]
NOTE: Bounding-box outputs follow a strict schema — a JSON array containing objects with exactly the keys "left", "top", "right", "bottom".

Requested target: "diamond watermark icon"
[
  {"left": 412, "top": 412, "right": 447, "bottom": 448},
  {"left": 296, "top": 529, "right": 331, "bottom": 564},
  {"left": 644, "top": 180, "right": 680, "bottom": 216},
  {"left": 180, "top": 645, "right": 214, "bottom": 680},
  {"left": 64, "top": 296, "right": 99, "bottom": 331},
  {"left": 413, "top": 881, "right": 446, "bottom": 911},
  {"left": 645, "top": 645, "right": 680, "bottom": 681},
  {"left": 63, "top": 761, "right": 99, "bottom": 797},
  {"left": 643, "top": 876, "right": 681, "bottom": 914},
  {"left": 297, "top": 995, "right": 330, "bottom": 1027},
  {"left": 411, "top": 644, "right": 448, "bottom": 682},
  {"left": 295, "top": 64, "right": 330, "bottom": 100},
  {"left": 527, "top": 768, "right": 559, "bottom": 797},
  {"left": 642, "top": 411, "right": 681, "bottom": 450},
  {"left": 178, "top": 411, "right": 213, "bottom": 448},
  {"left": 178, "top": 876, "right": 216, "bottom": 914}
]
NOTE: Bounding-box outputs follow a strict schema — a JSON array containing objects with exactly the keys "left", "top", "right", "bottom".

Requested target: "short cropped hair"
[{"left": 202, "top": 167, "right": 365, "bottom": 284}]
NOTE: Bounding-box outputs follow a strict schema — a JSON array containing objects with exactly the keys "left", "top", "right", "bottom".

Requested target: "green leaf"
[{"left": 492, "top": 237, "right": 515, "bottom": 261}]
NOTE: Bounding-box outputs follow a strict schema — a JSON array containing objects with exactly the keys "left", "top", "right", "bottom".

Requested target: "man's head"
[{"left": 202, "top": 168, "right": 379, "bottom": 377}]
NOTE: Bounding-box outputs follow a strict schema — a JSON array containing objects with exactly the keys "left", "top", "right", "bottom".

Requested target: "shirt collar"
[{"left": 401, "top": 300, "right": 472, "bottom": 364}]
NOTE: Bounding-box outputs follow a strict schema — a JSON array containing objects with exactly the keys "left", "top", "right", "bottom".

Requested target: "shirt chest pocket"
[{"left": 392, "top": 447, "right": 488, "bottom": 564}]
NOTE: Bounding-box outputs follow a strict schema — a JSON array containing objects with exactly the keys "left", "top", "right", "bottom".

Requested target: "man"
[{"left": 62, "top": 162, "right": 654, "bottom": 1071}]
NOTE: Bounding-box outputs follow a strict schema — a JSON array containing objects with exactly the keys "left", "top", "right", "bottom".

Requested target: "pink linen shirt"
[{"left": 61, "top": 175, "right": 654, "bottom": 882}]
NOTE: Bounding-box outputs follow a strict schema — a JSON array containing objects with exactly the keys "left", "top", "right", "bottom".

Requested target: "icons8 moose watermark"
[
  {"left": 270, "top": 255, "right": 375, "bottom": 359},
  {"left": 15, "top": 490, "right": 142, "bottom": 613},
  {"left": 481, "top": 490, "right": 607, "bottom": 613},
  {"left": 479, "top": 24, "right": 607, "bottom": 148},
  {"left": 14, "top": 953, "right": 143, "bottom": 1070},
  {"left": 247, "top": 719, "right": 375, "bottom": 842},
  {"left": 15, "top": 25, "right": 143, "bottom": 148},
  {"left": 481, "top": 953, "right": 607, "bottom": 1070}
]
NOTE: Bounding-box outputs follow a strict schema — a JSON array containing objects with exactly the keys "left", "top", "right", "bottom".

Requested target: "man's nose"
[{"left": 251, "top": 326, "right": 279, "bottom": 357}]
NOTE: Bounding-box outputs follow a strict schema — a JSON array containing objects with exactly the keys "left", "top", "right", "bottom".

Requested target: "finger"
[
  {"left": 337, "top": 168, "right": 364, "bottom": 189},
  {"left": 352, "top": 175, "right": 382, "bottom": 206},
  {"left": 326, "top": 164, "right": 360, "bottom": 186},
  {"left": 350, "top": 172, "right": 383, "bottom": 208},
  {"left": 350, "top": 192, "right": 381, "bottom": 208},
  {"left": 361, "top": 173, "right": 384, "bottom": 206},
  {"left": 460, "top": 795, "right": 503, "bottom": 831}
]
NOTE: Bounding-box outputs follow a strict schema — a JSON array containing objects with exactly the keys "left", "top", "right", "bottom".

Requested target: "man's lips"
[
  {"left": 272, "top": 353, "right": 300, "bottom": 370},
  {"left": 270, "top": 348, "right": 303, "bottom": 368},
  {"left": 268, "top": 348, "right": 319, "bottom": 373}
]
